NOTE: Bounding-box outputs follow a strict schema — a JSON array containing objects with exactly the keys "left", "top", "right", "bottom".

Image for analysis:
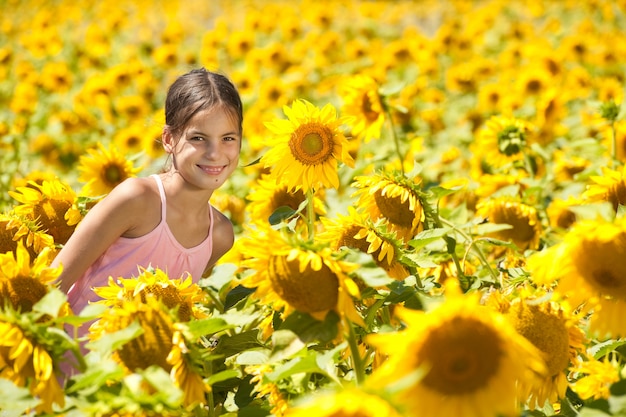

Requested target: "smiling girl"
[{"left": 51, "top": 68, "right": 243, "bottom": 315}]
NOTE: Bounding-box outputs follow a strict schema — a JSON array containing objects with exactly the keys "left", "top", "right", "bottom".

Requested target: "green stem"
[
  {"left": 384, "top": 107, "right": 405, "bottom": 175},
  {"left": 206, "top": 360, "right": 215, "bottom": 417},
  {"left": 306, "top": 188, "right": 315, "bottom": 242},
  {"left": 346, "top": 320, "right": 365, "bottom": 385},
  {"left": 611, "top": 120, "right": 618, "bottom": 167}
]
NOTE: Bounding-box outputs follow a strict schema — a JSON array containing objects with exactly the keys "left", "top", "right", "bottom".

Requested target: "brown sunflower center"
[
  {"left": 373, "top": 190, "right": 415, "bottom": 228},
  {"left": 608, "top": 181, "right": 626, "bottom": 212},
  {"left": 271, "top": 188, "right": 306, "bottom": 212},
  {"left": 103, "top": 163, "right": 124, "bottom": 187},
  {"left": 117, "top": 307, "right": 174, "bottom": 372},
  {"left": 362, "top": 93, "right": 380, "bottom": 122},
  {"left": 581, "top": 238, "right": 626, "bottom": 300},
  {"left": 268, "top": 253, "right": 339, "bottom": 313},
  {"left": 340, "top": 226, "right": 392, "bottom": 269},
  {"left": 419, "top": 316, "right": 503, "bottom": 395},
  {"left": 1, "top": 277, "right": 48, "bottom": 313},
  {"left": 32, "top": 199, "right": 76, "bottom": 245},
  {"left": 488, "top": 203, "right": 539, "bottom": 249},
  {"left": 289, "top": 123, "right": 334, "bottom": 166},
  {"left": 508, "top": 303, "right": 569, "bottom": 376},
  {"left": 140, "top": 285, "right": 191, "bottom": 322}
]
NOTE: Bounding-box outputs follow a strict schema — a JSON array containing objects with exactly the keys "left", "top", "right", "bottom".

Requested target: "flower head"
[
  {"left": 339, "top": 74, "right": 385, "bottom": 142},
  {"left": 78, "top": 142, "right": 141, "bottom": 197},
  {"left": 262, "top": 99, "right": 355, "bottom": 192}
]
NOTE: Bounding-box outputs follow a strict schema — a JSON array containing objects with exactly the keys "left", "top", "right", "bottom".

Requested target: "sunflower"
[
  {"left": 570, "top": 357, "right": 620, "bottom": 401},
  {"left": 93, "top": 268, "right": 208, "bottom": 322},
  {"left": 582, "top": 164, "right": 626, "bottom": 212},
  {"left": 283, "top": 387, "right": 402, "bottom": 417},
  {"left": 318, "top": 207, "right": 409, "bottom": 280},
  {"left": 246, "top": 364, "right": 289, "bottom": 417},
  {"left": 246, "top": 174, "right": 326, "bottom": 226},
  {"left": 89, "top": 298, "right": 208, "bottom": 407},
  {"left": 488, "top": 287, "right": 587, "bottom": 409},
  {"left": 338, "top": 74, "right": 385, "bottom": 143},
  {"left": 9, "top": 179, "right": 82, "bottom": 245},
  {"left": 546, "top": 196, "right": 582, "bottom": 231},
  {"left": 0, "top": 212, "right": 55, "bottom": 259},
  {"left": 366, "top": 279, "right": 546, "bottom": 417},
  {"left": 527, "top": 217, "right": 626, "bottom": 338},
  {"left": 0, "top": 321, "right": 65, "bottom": 413},
  {"left": 475, "top": 196, "right": 543, "bottom": 251},
  {"left": 262, "top": 99, "right": 355, "bottom": 192},
  {"left": 239, "top": 225, "right": 362, "bottom": 326},
  {"left": 351, "top": 171, "right": 425, "bottom": 243},
  {"left": 472, "top": 115, "right": 535, "bottom": 173},
  {"left": 78, "top": 142, "right": 141, "bottom": 197}
]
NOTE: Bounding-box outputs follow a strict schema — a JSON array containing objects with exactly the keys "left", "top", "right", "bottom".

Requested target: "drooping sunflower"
[
  {"left": 351, "top": 171, "right": 425, "bottom": 243},
  {"left": 0, "top": 321, "right": 65, "bottom": 413},
  {"left": 239, "top": 225, "right": 362, "bottom": 326},
  {"left": 475, "top": 196, "right": 543, "bottom": 251},
  {"left": 88, "top": 298, "right": 208, "bottom": 407},
  {"left": 283, "top": 387, "right": 402, "bottom": 417},
  {"left": 77, "top": 142, "right": 141, "bottom": 197},
  {"left": 582, "top": 164, "right": 626, "bottom": 212},
  {"left": 9, "top": 179, "right": 82, "bottom": 245},
  {"left": 366, "top": 279, "right": 546, "bottom": 417},
  {"left": 246, "top": 174, "right": 326, "bottom": 226},
  {"left": 338, "top": 74, "right": 385, "bottom": 143},
  {"left": 0, "top": 242, "right": 60, "bottom": 313},
  {"left": 0, "top": 212, "right": 55, "bottom": 259},
  {"left": 93, "top": 268, "right": 208, "bottom": 323},
  {"left": 318, "top": 206, "right": 409, "bottom": 280},
  {"left": 246, "top": 364, "right": 289, "bottom": 417},
  {"left": 472, "top": 115, "right": 535, "bottom": 174},
  {"left": 527, "top": 217, "right": 626, "bottom": 338},
  {"left": 488, "top": 286, "right": 587, "bottom": 409},
  {"left": 262, "top": 99, "right": 355, "bottom": 192}
]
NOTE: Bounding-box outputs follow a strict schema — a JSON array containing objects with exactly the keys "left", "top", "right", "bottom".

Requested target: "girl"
[{"left": 52, "top": 68, "right": 243, "bottom": 314}]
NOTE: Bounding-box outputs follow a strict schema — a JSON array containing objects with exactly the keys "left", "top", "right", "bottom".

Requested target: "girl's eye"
[{"left": 191, "top": 136, "right": 204, "bottom": 141}]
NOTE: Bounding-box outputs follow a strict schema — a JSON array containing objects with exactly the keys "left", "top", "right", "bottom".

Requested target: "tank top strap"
[
  {"left": 208, "top": 203, "right": 215, "bottom": 242},
  {"left": 151, "top": 174, "right": 167, "bottom": 218}
]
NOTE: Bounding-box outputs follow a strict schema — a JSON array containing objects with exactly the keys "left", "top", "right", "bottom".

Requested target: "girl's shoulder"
[{"left": 101, "top": 176, "right": 161, "bottom": 215}]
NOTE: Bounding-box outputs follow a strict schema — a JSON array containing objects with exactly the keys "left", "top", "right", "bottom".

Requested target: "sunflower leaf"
[
  {"left": 269, "top": 206, "right": 297, "bottom": 225},
  {"left": 0, "top": 379, "right": 39, "bottom": 416},
  {"left": 185, "top": 317, "right": 234, "bottom": 339}
]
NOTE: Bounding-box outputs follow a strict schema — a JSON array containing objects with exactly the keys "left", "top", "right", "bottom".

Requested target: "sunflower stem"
[
  {"left": 346, "top": 320, "right": 365, "bottom": 385},
  {"left": 306, "top": 188, "right": 315, "bottom": 242},
  {"left": 384, "top": 106, "right": 405, "bottom": 175},
  {"left": 611, "top": 120, "right": 618, "bottom": 168}
]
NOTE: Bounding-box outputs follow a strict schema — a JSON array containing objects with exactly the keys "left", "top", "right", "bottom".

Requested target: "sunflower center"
[
  {"left": 140, "top": 285, "right": 191, "bottom": 322},
  {"left": 117, "top": 307, "right": 174, "bottom": 372},
  {"left": 509, "top": 303, "right": 570, "bottom": 376},
  {"left": 581, "top": 238, "right": 626, "bottom": 300},
  {"left": 373, "top": 191, "right": 415, "bottom": 228},
  {"left": 340, "top": 226, "right": 393, "bottom": 269},
  {"left": 103, "top": 163, "right": 124, "bottom": 187},
  {"left": 419, "top": 316, "right": 502, "bottom": 395},
  {"left": 488, "top": 203, "right": 539, "bottom": 249},
  {"left": 268, "top": 253, "right": 339, "bottom": 313},
  {"left": 289, "top": 124, "right": 334, "bottom": 166},
  {"left": 33, "top": 199, "right": 76, "bottom": 245},
  {"left": 497, "top": 125, "right": 526, "bottom": 156},
  {"left": 272, "top": 188, "right": 306, "bottom": 212},
  {"left": 608, "top": 181, "right": 626, "bottom": 211},
  {"left": 362, "top": 93, "right": 380, "bottom": 122},
  {"left": 1, "top": 277, "right": 48, "bottom": 313}
]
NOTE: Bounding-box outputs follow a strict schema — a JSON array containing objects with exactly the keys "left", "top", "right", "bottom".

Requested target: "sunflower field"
[{"left": 2, "top": 0, "right": 626, "bottom": 415}]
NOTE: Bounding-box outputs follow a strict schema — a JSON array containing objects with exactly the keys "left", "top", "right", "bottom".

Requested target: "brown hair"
[{"left": 164, "top": 68, "right": 243, "bottom": 138}]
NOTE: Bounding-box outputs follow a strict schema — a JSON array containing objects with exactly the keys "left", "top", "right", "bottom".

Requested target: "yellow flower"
[
  {"left": 489, "top": 287, "right": 587, "bottom": 409},
  {"left": 246, "top": 364, "right": 289, "bottom": 417},
  {"left": 246, "top": 174, "right": 326, "bottom": 226},
  {"left": 351, "top": 171, "right": 425, "bottom": 243},
  {"left": 9, "top": 179, "right": 82, "bottom": 245},
  {"left": 472, "top": 115, "right": 535, "bottom": 173},
  {"left": 77, "top": 143, "right": 141, "bottom": 197},
  {"left": 367, "top": 279, "right": 546, "bottom": 417},
  {"left": 239, "top": 226, "right": 362, "bottom": 326},
  {"left": 546, "top": 196, "right": 582, "bottom": 231},
  {"left": 262, "top": 99, "right": 355, "bottom": 192},
  {"left": 318, "top": 207, "right": 409, "bottom": 280},
  {"left": 475, "top": 196, "right": 543, "bottom": 251},
  {"left": 283, "top": 387, "right": 402, "bottom": 417},
  {"left": 582, "top": 164, "right": 626, "bottom": 212},
  {"left": 571, "top": 357, "right": 620, "bottom": 401},
  {"left": 94, "top": 268, "right": 208, "bottom": 322},
  {"left": 0, "top": 212, "right": 55, "bottom": 260},
  {"left": 338, "top": 74, "right": 385, "bottom": 143},
  {"left": 0, "top": 322, "right": 65, "bottom": 413},
  {"left": 527, "top": 217, "right": 626, "bottom": 338}
]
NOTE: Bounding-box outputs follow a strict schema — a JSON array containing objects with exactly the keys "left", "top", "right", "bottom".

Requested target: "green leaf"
[
  {"left": 0, "top": 379, "right": 39, "bottom": 416},
  {"left": 86, "top": 320, "right": 143, "bottom": 353},
  {"left": 224, "top": 285, "right": 256, "bottom": 309},
  {"left": 235, "top": 350, "right": 270, "bottom": 365},
  {"left": 33, "top": 287, "right": 67, "bottom": 318},
  {"left": 408, "top": 227, "right": 453, "bottom": 250},
  {"left": 207, "top": 369, "right": 241, "bottom": 385},
  {"left": 184, "top": 317, "right": 234, "bottom": 339},
  {"left": 269, "top": 205, "right": 298, "bottom": 225},
  {"left": 213, "top": 330, "right": 263, "bottom": 358},
  {"left": 278, "top": 310, "right": 339, "bottom": 344},
  {"left": 588, "top": 338, "right": 626, "bottom": 360}
]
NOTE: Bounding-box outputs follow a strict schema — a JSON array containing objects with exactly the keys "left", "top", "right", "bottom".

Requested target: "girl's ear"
[{"left": 162, "top": 127, "right": 175, "bottom": 153}]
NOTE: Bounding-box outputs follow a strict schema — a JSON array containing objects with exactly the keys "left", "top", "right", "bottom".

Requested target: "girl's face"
[{"left": 163, "top": 106, "right": 241, "bottom": 192}]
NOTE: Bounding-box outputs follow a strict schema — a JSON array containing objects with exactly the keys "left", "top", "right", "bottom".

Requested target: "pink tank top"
[{"left": 67, "top": 174, "right": 214, "bottom": 313}]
